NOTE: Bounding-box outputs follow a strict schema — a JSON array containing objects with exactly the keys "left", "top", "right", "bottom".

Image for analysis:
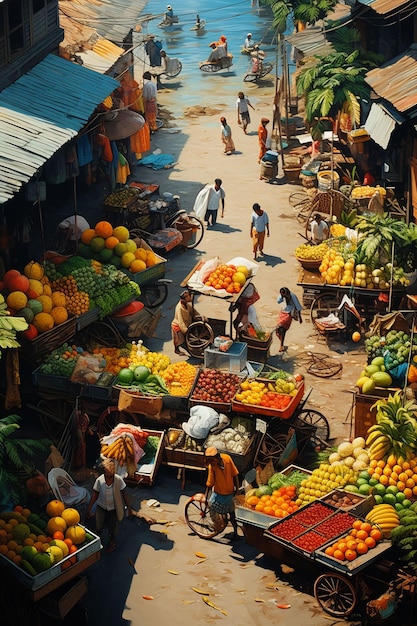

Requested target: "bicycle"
[{"left": 184, "top": 492, "right": 229, "bottom": 539}]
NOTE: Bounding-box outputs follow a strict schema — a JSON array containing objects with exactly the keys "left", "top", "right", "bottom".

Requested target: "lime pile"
[{"left": 353, "top": 470, "right": 413, "bottom": 512}]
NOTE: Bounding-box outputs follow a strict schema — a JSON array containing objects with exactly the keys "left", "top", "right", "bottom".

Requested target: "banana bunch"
[
  {"left": 0, "top": 294, "right": 29, "bottom": 351},
  {"left": 365, "top": 504, "right": 400, "bottom": 538},
  {"left": 267, "top": 379, "right": 297, "bottom": 396},
  {"left": 101, "top": 435, "right": 134, "bottom": 467},
  {"left": 365, "top": 392, "right": 417, "bottom": 461}
]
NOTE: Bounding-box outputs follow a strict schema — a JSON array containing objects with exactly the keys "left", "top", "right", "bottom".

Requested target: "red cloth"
[{"left": 96, "top": 133, "right": 113, "bottom": 162}]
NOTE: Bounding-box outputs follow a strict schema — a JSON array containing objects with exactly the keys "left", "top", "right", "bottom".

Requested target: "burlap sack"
[{"left": 117, "top": 389, "right": 163, "bottom": 418}]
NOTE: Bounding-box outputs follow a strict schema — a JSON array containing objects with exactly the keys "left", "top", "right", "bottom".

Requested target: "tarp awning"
[
  {"left": 364, "top": 102, "right": 403, "bottom": 149},
  {"left": 0, "top": 54, "right": 118, "bottom": 205},
  {"left": 76, "top": 38, "right": 125, "bottom": 73},
  {"left": 356, "top": 0, "right": 411, "bottom": 14}
]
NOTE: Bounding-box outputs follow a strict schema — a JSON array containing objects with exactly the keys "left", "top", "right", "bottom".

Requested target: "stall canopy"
[{"left": 0, "top": 54, "right": 119, "bottom": 205}]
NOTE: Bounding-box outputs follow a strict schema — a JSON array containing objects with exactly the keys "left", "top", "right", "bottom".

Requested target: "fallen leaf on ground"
[
  {"left": 182, "top": 600, "right": 195, "bottom": 605},
  {"left": 235, "top": 589, "right": 247, "bottom": 593},
  {"left": 143, "top": 595, "right": 154, "bottom": 600},
  {"left": 196, "top": 559, "right": 206, "bottom": 564},
  {"left": 203, "top": 596, "right": 228, "bottom": 615},
  {"left": 277, "top": 604, "right": 291, "bottom": 609},
  {"left": 192, "top": 587, "right": 211, "bottom": 595},
  {"left": 254, "top": 598, "right": 266, "bottom": 603},
  {"left": 156, "top": 519, "right": 170, "bottom": 524},
  {"left": 168, "top": 569, "right": 179, "bottom": 575},
  {"left": 195, "top": 551, "right": 206, "bottom": 558},
  {"left": 281, "top": 564, "right": 294, "bottom": 574}
]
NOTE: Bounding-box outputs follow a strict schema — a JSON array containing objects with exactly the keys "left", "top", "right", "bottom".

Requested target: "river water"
[{"left": 133, "top": 0, "right": 280, "bottom": 107}]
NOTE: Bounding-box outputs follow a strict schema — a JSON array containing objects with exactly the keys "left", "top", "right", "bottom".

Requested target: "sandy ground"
[{"left": 79, "top": 83, "right": 372, "bottom": 626}]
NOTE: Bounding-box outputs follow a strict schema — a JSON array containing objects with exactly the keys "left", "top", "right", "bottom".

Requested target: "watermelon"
[
  {"left": 117, "top": 368, "right": 134, "bottom": 385},
  {"left": 134, "top": 366, "right": 150, "bottom": 382}
]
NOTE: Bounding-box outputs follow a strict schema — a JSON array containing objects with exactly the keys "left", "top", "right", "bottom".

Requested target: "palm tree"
[
  {"left": 0, "top": 414, "right": 50, "bottom": 507},
  {"left": 262, "top": 0, "right": 337, "bottom": 33}
]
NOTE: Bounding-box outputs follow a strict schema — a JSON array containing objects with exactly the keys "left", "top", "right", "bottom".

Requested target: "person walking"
[
  {"left": 86, "top": 458, "right": 131, "bottom": 553},
  {"left": 258, "top": 117, "right": 269, "bottom": 164},
  {"left": 276, "top": 287, "right": 303, "bottom": 352},
  {"left": 204, "top": 178, "right": 225, "bottom": 227},
  {"left": 171, "top": 290, "right": 202, "bottom": 355},
  {"left": 142, "top": 72, "right": 158, "bottom": 132},
  {"left": 250, "top": 203, "right": 269, "bottom": 260},
  {"left": 236, "top": 91, "right": 255, "bottom": 134},
  {"left": 204, "top": 447, "right": 240, "bottom": 541},
  {"left": 220, "top": 117, "right": 235, "bottom": 155}
]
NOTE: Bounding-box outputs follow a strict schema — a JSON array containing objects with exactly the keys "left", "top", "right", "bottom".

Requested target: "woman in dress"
[
  {"left": 220, "top": 117, "right": 235, "bottom": 155},
  {"left": 276, "top": 287, "right": 303, "bottom": 352}
]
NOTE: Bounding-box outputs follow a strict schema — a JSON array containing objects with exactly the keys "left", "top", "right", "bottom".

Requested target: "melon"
[
  {"left": 50, "top": 306, "right": 68, "bottom": 325},
  {"left": 51, "top": 291, "right": 66, "bottom": 308},
  {"left": 135, "top": 248, "right": 147, "bottom": 262},
  {"left": 65, "top": 524, "right": 86, "bottom": 545},
  {"left": 77, "top": 243, "right": 93, "bottom": 258},
  {"left": 114, "top": 242, "right": 128, "bottom": 257},
  {"left": 232, "top": 272, "right": 247, "bottom": 287},
  {"left": 99, "top": 248, "right": 113, "bottom": 263},
  {"left": 121, "top": 252, "right": 135, "bottom": 268},
  {"left": 113, "top": 225, "right": 130, "bottom": 243},
  {"left": 7, "top": 273, "right": 30, "bottom": 293},
  {"left": 23, "top": 261, "right": 44, "bottom": 280},
  {"left": 6, "top": 291, "right": 28, "bottom": 310},
  {"left": 37, "top": 294, "right": 53, "bottom": 313},
  {"left": 33, "top": 312, "right": 54, "bottom": 333},
  {"left": 90, "top": 236, "right": 105, "bottom": 253},
  {"left": 28, "top": 278, "right": 43, "bottom": 297},
  {"left": 362, "top": 378, "right": 376, "bottom": 394},
  {"left": 27, "top": 299, "right": 43, "bottom": 315},
  {"left": 118, "top": 368, "right": 135, "bottom": 385},
  {"left": 18, "top": 307, "right": 34, "bottom": 324},
  {"left": 236, "top": 265, "right": 250, "bottom": 278},
  {"left": 32, "top": 552, "right": 52, "bottom": 572},
  {"left": 125, "top": 239, "right": 137, "bottom": 254},
  {"left": 130, "top": 259, "right": 146, "bottom": 273},
  {"left": 371, "top": 371, "right": 393, "bottom": 388},
  {"left": 134, "top": 365, "right": 150, "bottom": 382}
]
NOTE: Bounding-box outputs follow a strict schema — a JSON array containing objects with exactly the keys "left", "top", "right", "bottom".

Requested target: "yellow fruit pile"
[
  {"left": 51, "top": 276, "right": 89, "bottom": 315},
  {"left": 128, "top": 349, "right": 170, "bottom": 375},
  {"left": 296, "top": 463, "right": 357, "bottom": 506},
  {"left": 367, "top": 456, "right": 417, "bottom": 500},
  {"left": 162, "top": 361, "right": 198, "bottom": 395},
  {"left": 234, "top": 379, "right": 267, "bottom": 405},
  {"left": 319, "top": 249, "right": 346, "bottom": 285},
  {"left": 351, "top": 186, "right": 386, "bottom": 199},
  {"left": 295, "top": 242, "right": 328, "bottom": 260},
  {"left": 80, "top": 221, "right": 157, "bottom": 273},
  {"left": 330, "top": 223, "right": 346, "bottom": 237}
]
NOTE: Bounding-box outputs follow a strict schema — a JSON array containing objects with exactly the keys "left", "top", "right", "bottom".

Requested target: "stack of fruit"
[
  {"left": 356, "top": 356, "right": 393, "bottom": 394},
  {"left": 365, "top": 329, "right": 415, "bottom": 372},
  {"left": 77, "top": 221, "right": 158, "bottom": 274},
  {"left": 0, "top": 501, "right": 95, "bottom": 576},
  {"left": 0, "top": 261, "right": 76, "bottom": 337},
  {"left": 296, "top": 462, "right": 358, "bottom": 506},
  {"left": 203, "top": 264, "right": 250, "bottom": 294},
  {"left": 161, "top": 361, "right": 198, "bottom": 396},
  {"left": 323, "top": 520, "right": 383, "bottom": 562},
  {"left": 365, "top": 391, "right": 417, "bottom": 462},
  {"left": 294, "top": 243, "right": 329, "bottom": 263}
]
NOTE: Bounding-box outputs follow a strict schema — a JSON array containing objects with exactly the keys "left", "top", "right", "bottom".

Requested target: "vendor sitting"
[
  {"left": 204, "top": 42, "right": 221, "bottom": 65},
  {"left": 309, "top": 213, "right": 329, "bottom": 244},
  {"left": 171, "top": 290, "right": 201, "bottom": 355}
]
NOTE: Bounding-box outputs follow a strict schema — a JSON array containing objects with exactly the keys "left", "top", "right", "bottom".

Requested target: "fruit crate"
[
  {"left": 319, "top": 489, "right": 375, "bottom": 518},
  {"left": 162, "top": 368, "right": 199, "bottom": 412},
  {"left": 0, "top": 526, "right": 101, "bottom": 592},
  {"left": 264, "top": 501, "right": 357, "bottom": 558},
  {"left": 32, "top": 368, "right": 116, "bottom": 400},
  {"left": 20, "top": 316, "right": 77, "bottom": 362},
  {"left": 75, "top": 308, "right": 100, "bottom": 331},
  {"left": 234, "top": 494, "right": 277, "bottom": 530},
  {"left": 163, "top": 443, "right": 206, "bottom": 470},
  {"left": 189, "top": 369, "right": 244, "bottom": 414},
  {"left": 231, "top": 381, "right": 305, "bottom": 419},
  {"left": 121, "top": 252, "right": 167, "bottom": 287},
  {"left": 314, "top": 538, "right": 393, "bottom": 575},
  {"left": 125, "top": 429, "right": 165, "bottom": 487}
]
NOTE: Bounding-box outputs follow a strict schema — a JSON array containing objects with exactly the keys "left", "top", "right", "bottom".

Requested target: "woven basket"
[
  {"left": 296, "top": 257, "right": 322, "bottom": 270},
  {"left": 283, "top": 167, "right": 301, "bottom": 182}
]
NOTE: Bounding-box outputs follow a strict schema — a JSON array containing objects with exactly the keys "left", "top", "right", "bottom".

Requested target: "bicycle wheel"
[
  {"left": 297, "top": 409, "right": 330, "bottom": 448},
  {"left": 83, "top": 320, "right": 125, "bottom": 348},
  {"left": 289, "top": 191, "right": 312, "bottom": 223},
  {"left": 310, "top": 292, "right": 342, "bottom": 325},
  {"left": 140, "top": 282, "right": 168, "bottom": 308},
  {"left": 36, "top": 397, "right": 74, "bottom": 443},
  {"left": 185, "top": 321, "right": 214, "bottom": 358},
  {"left": 184, "top": 495, "right": 227, "bottom": 539},
  {"left": 314, "top": 573, "right": 357, "bottom": 617},
  {"left": 96, "top": 406, "right": 141, "bottom": 439},
  {"left": 167, "top": 211, "right": 204, "bottom": 249}
]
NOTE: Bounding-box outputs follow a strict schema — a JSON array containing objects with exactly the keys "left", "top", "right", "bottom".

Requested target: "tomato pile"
[
  {"left": 269, "top": 519, "right": 305, "bottom": 540},
  {"left": 191, "top": 370, "right": 241, "bottom": 403},
  {"left": 291, "top": 502, "right": 332, "bottom": 525},
  {"left": 293, "top": 531, "right": 328, "bottom": 553},
  {"left": 314, "top": 512, "right": 356, "bottom": 538}
]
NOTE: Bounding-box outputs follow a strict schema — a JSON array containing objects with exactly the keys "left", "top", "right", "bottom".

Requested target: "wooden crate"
[
  {"left": 354, "top": 393, "right": 378, "bottom": 438},
  {"left": 38, "top": 575, "right": 88, "bottom": 620},
  {"left": 125, "top": 429, "right": 165, "bottom": 487}
]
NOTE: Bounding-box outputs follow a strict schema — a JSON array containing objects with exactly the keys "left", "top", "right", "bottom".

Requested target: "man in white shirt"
[
  {"left": 310, "top": 213, "right": 329, "bottom": 243},
  {"left": 205, "top": 178, "right": 225, "bottom": 227}
]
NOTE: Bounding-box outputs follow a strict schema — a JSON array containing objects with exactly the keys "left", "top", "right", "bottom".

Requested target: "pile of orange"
[
  {"left": 245, "top": 485, "right": 299, "bottom": 518},
  {"left": 324, "top": 520, "right": 382, "bottom": 562},
  {"left": 367, "top": 455, "right": 417, "bottom": 499},
  {"left": 204, "top": 264, "right": 242, "bottom": 294},
  {"left": 162, "top": 361, "right": 198, "bottom": 396}
]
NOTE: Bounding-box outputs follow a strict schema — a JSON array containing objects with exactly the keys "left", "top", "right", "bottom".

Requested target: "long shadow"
[
  {"left": 257, "top": 254, "right": 285, "bottom": 268},
  {"left": 206, "top": 223, "right": 241, "bottom": 234}
]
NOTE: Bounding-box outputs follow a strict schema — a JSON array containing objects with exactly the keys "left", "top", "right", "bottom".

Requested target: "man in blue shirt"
[{"left": 250, "top": 203, "right": 269, "bottom": 259}]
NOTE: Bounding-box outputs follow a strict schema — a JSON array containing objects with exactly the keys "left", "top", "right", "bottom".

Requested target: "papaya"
[
  {"left": 362, "top": 378, "right": 376, "bottom": 394},
  {"left": 371, "top": 356, "right": 385, "bottom": 367},
  {"left": 356, "top": 376, "right": 372, "bottom": 390},
  {"left": 371, "top": 371, "right": 393, "bottom": 388},
  {"left": 365, "top": 364, "right": 381, "bottom": 376}
]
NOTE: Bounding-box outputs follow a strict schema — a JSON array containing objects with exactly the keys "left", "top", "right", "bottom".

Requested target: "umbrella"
[{"left": 103, "top": 109, "right": 145, "bottom": 140}]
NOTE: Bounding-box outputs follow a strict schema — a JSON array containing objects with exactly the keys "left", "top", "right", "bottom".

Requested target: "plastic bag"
[
  {"left": 70, "top": 353, "right": 107, "bottom": 384},
  {"left": 213, "top": 336, "right": 233, "bottom": 352}
]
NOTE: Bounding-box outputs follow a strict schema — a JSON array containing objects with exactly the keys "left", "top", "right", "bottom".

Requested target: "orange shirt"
[{"left": 206, "top": 454, "right": 239, "bottom": 495}]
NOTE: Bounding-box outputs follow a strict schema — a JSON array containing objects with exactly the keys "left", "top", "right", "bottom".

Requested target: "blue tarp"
[{"left": 137, "top": 154, "right": 175, "bottom": 169}]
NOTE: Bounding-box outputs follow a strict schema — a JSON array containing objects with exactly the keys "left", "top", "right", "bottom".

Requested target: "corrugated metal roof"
[
  {"left": 0, "top": 54, "right": 118, "bottom": 205},
  {"left": 59, "top": 0, "right": 149, "bottom": 45},
  {"left": 77, "top": 38, "right": 125, "bottom": 73},
  {"left": 365, "top": 45, "right": 417, "bottom": 115},
  {"left": 285, "top": 3, "right": 351, "bottom": 57},
  {"left": 356, "top": 0, "right": 410, "bottom": 14}
]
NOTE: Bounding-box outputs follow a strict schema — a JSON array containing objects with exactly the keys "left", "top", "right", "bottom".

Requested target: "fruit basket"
[
  {"left": 231, "top": 380, "right": 305, "bottom": 419},
  {"left": 189, "top": 369, "right": 244, "bottom": 413},
  {"left": 296, "top": 257, "right": 322, "bottom": 270}
]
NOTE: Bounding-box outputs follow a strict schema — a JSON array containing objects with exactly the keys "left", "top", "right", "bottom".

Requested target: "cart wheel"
[
  {"left": 167, "top": 212, "right": 205, "bottom": 249},
  {"left": 83, "top": 320, "right": 125, "bottom": 348},
  {"left": 297, "top": 409, "right": 330, "bottom": 449},
  {"left": 314, "top": 572, "right": 357, "bottom": 617},
  {"left": 306, "top": 351, "right": 343, "bottom": 378},
  {"left": 289, "top": 191, "right": 314, "bottom": 222},
  {"left": 140, "top": 282, "right": 169, "bottom": 308},
  {"left": 185, "top": 321, "right": 214, "bottom": 358},
  {"left": 243, "top": 72, "right": 258, "bottom": 83},
  {"left": 36, "top": 397, "right": 74, "bottom": 443},
  {"left": 310, "top": 292, "right": 342, "bottom": 326},
  {"left": 184, "top": 495, "right": 227, "bottom": 539},
  {"left": 96, "top": 406, "right": 141, "bottom": 439}
]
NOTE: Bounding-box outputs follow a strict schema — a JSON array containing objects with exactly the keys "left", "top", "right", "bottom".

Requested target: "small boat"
[
  {"left": 190, "top": 19, "right": 206, "bottom": 31},
  {"left": 158, "top": 15, "right": 182, "bottom": 30}
]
